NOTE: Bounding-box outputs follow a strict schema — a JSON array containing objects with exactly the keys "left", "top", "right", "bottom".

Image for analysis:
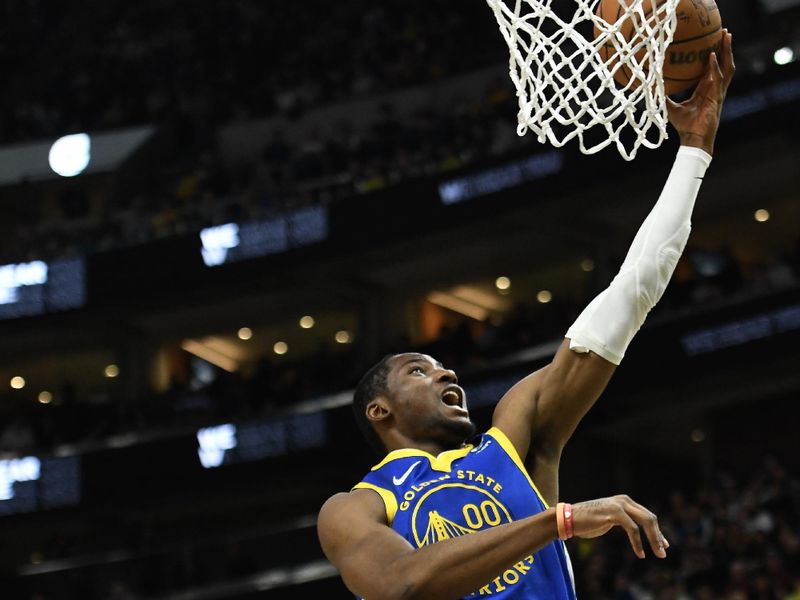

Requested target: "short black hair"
[{"left": 352, "top": 354, "right": 395, "bottom": 456}]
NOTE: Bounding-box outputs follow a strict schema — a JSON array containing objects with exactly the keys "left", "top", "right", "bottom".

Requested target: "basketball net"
[{"left": 486, "top": 0, "right": 680, "bottom": 161}]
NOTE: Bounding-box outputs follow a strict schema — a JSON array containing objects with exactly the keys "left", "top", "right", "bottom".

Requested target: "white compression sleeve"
[{"left": 565, "top": 146, "right": 712, "bottom": 365}]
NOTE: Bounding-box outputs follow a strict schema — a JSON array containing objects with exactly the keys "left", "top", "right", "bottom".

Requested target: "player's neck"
[{"left": 385, "top": 434, "right": 459, "bottom": 457}]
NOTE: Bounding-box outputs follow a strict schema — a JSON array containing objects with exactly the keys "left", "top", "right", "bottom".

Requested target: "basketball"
[{"left": 595, "top": 0, "right": 723, "bottom": 96}]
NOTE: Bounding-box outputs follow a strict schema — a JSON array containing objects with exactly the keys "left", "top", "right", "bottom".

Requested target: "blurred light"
[
  {"left": 438, "top": 152, "right": 564, "bottom": 205},
  {"left": 200, "top": 223, "right": 239, "bottom": 267},
  {"left": 10, "top": 376, "right": 25, "bottom": 390},
  {"left": 580, "top": 259, "right": 595, "bottom": 272},
  {"left": 754, "top": 209, "right": 770, "bottom": 222},
  {"left": 299, "top": 315, "right": 315, "bottom": 329},
  {"left": 181, "top": 339, "right": 237, "bottom": 372},
  {"left": 774, "top": 47, "right": 795, "bottom": 66},
  {"left": 0, "top": 456, "right": 41, "bottom": 502},
  {"left": 274, "top": 341, "right": 288, "bottom": 355},
  {"left": 29, "top": 552, "right": 43, "bottom": 565},
  {"left": 335, "top": 330, "right": 352, "bottom": 344},
  {"left": 237, "top": 327, "right": 253, "bottom": 340},
  {"left": 427, "top": 291, "right": 490, "bottom": 321},
  {"left": 38, "top": 391, "right": 53, "bottom": 404},
  {"left": 495, "top": 276, "right": 511, "bottom": 291},
  {"left": 197, "top": 423, "right": 237, "bottom": 469},
  {"left": 48, "top": 133, "right": 91, "bottom": 177},
  {"left": 536, "top": 290, "right": 553, "bottom": 304},
  {"left": 690, "top": 429, "right": 705, "bottom": 443},
  {"left": 104, "top": 364, "right": 119, "bottom": 378}
]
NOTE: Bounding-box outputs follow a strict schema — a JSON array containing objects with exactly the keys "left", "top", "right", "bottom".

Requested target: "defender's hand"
[
  {"left": 666, "top": 28, "right": 736, "bottom": 156},
  {"left": 571, "top": 495, "right": 669, "bottom": 559}
]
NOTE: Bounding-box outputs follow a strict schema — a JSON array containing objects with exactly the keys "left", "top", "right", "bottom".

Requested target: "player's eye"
[{"left": 409, "top": 366, "right": 424, "bottom": 374}]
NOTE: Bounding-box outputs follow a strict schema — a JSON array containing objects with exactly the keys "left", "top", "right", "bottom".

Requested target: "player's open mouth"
[{"left": 441, "top": 385, "right": 465, "bottom": 408}]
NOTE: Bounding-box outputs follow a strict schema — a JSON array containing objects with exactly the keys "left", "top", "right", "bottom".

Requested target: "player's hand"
[
  {"left": 570, "top": 495, "right": 669, "bottom": 559},
  {"left": 666, "top": 28, "right": 735, "bottom": 156}
]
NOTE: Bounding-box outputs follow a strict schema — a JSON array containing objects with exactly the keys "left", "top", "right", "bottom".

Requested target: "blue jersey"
[{"left": 352, "top": 427, "right": 576, "bottom": 599}]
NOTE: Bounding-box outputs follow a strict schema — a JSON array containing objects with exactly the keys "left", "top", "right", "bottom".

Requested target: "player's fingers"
[
  {"left": 715, "top": 30, "right": 733, "bottom": 82},
  {"left": 709, "top": 51, "right": 721, "bottom": 81},
  {"left": 692, "top": 63, "right": 714, "bottom": 99},
  {"left": 702, "top": 51, "right": 725, "bottom": 102},
  {"left": 689, "top": 52, "right": 717, "bottom": 102},
  {"left": 623, "top": 502, "right": 667, "bottom": 559},
  {"left": 722, "top": 32, "right": 735, "bottom": 82},
  {"left": 664, "top": 97, "right": 686, "bottom": 122},
  {"left": 665, "top": 97, "right": 684, "bottom": 116},
  {"left": 616, "top": 508, "right": 646, "bottom": 559}
]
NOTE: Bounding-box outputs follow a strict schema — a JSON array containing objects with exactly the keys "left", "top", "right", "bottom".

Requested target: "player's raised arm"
[{"left": 492, "top": 31, "right": 735, "bottom": 504}]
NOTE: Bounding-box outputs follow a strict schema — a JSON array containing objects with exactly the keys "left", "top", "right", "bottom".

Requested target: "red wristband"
[
  {"left": 563, "top": 503, "right": 574, "bottom": 539},
  {"left": 556, "top": 503, "right": 566, "bottom": 540}
]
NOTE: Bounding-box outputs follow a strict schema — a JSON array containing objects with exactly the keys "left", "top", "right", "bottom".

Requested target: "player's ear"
[{"left": 366, "top": 397, "right": 391, "bottom": 423}]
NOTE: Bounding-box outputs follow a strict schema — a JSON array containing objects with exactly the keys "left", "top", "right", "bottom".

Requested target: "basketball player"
[{"left": 318, "top": 31, "right": 735, "bottom": 600}]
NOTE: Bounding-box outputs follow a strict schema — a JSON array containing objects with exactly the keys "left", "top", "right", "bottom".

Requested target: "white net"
[{"left": 486, "top": 0, "right": 680, "bottom": 160}]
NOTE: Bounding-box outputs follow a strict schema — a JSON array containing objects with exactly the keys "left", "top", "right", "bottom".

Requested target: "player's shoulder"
[{"left": 319, "top": 488, "right": 386, "bottom": 528}]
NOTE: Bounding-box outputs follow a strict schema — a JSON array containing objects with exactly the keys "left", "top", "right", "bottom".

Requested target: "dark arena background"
[{"left": 1, "top": 1, "right": 799, "bottom": 598}]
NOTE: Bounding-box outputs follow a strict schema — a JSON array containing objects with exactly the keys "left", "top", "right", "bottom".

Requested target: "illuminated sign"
[
  {"left": 196, "top": 413, "right": 327, "bottom": 469},
  {"left": 0, "top": 257, "right": 86, "bottom": 320},
  {"left": 721, "top": 77, "right": 800, "bottom": 123},
  {"left": 0, "top": 456, "right": 40, "bottom": 501},
  {"left": 200, "top": 224, "right": 240, "bottom": 267},
  {"left": 200, "top": 206, "right": 328, "bottom": 267},
  {"left": 0, "top": 455, "right": 81, "bottom": 516},
  {"left": 0, "top": 261, "right": 47, "bottom": 304},
  {"left": 197, "top": 423, "right": 237, "bottom": 468},
  {"left": 681, "top": 303, "right": 800, "bottom": 356},
  {"left": 438, "top": 151, "right": 564, "bottom": 205}
]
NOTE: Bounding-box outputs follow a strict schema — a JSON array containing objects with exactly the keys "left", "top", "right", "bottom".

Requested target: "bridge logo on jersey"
[
  {"left": 420, "top": 510, "right": 476, "bottom": 545},
  {"left": 410, "top": 483, "right": 512, "bottom": 549}
]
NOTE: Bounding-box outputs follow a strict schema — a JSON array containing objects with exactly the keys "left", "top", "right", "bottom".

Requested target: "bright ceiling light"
[
  {"left": 774, "top": 47, "right": 795, "bottom": 66},
  {"left": 38, "top": 391, "right": 53, "bottom": 404},
  {"left": 536, "top": 290, "right": 553, "bottom": 304},
  {"left": 299, "top": 316, "right": 315, "bottom": 329},
  {"left": 104, "top": 364, "right": 120, "bottom": 378},
  {"left": 335, "top": 330, "right": 352, "bottom": 344},
  {"left": 10, "top": 376, "right": 25, "bottom": 390},
  {"left": 273, "top": 341, "right": 288, "bottom": 355},
  {"left": 49, "top": 133, "right": 91, "bottom": 177},
  {"left": 580, "top": 259, "right": 595, "bottom": 272},
  {"left": 495, "top": 276, "right": 511, "bottom": 291},
  {"left": 754, "top": 209, "right": 770, "bottom": 223},
  {"left": 237, "top": 327, "right": 253, "bottom": 340}
]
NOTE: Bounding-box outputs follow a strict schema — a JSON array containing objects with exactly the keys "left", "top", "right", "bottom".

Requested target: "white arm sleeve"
[{"left": 565, "top": 146, "right": 713, "bottom": 365}]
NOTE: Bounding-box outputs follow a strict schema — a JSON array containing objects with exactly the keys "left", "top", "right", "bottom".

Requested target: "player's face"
[{"left": 385, "top": 353, "right": 475, "bottom": 448}]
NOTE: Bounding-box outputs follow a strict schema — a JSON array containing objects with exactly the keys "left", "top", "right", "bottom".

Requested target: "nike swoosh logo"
[{"left": 392, "top": 460, "right": 422, "bottom": 486}]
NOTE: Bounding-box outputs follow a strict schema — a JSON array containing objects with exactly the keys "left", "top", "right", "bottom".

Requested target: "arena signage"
[{"left": 0, "top": 258, "right": 86, "bottom": 320}]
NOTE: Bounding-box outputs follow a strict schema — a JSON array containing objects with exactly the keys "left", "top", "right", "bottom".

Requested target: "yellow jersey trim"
[
  {"left": 486, "top": 426, "right": 550, "bottom": 509},
  {"left": 352, "top": 482, "right": 399, "bottom": 525},
  {"left": 370, "top": 445, "right": 474, "bottom": 473}
]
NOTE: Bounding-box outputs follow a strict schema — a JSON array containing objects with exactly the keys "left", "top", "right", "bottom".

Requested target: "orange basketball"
[{"left": 595, "top": 0, "right": 723, "bottom": 96}]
